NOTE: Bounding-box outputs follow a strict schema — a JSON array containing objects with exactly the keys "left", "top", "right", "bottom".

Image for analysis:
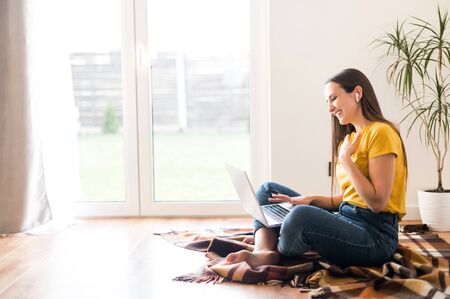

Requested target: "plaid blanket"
[{"left": 157, "top": 228, "right": 450, "bottom": 298}]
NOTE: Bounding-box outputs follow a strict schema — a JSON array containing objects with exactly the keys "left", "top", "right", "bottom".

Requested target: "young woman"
[{"left": 226, "top": 68, "right": 407, "bottom": 267}]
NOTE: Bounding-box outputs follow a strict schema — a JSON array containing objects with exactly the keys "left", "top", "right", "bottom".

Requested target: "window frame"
[
  {"left": 76, "top": 0, "right": 270, "bottom": 217},
  {"left": 75, "top": 0, "right": 139, "bottom": 217}
]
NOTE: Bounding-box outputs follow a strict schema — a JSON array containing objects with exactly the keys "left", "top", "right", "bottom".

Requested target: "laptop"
[{"left": 225, "top": 164, "right": 293, "bottom": 227}]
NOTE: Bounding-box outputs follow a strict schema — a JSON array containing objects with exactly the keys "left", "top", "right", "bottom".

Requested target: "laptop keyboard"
[{"left": 262, "top": 204, "right": 290, "bottom": 222}]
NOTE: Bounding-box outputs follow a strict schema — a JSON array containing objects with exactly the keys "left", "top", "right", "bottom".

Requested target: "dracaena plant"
[{"left": 373, "top": 6, "right": 450, "bottom": 192}]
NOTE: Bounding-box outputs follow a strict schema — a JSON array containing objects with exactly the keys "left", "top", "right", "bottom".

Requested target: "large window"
[{"left": 65, "top": 0, "right": 267, "bottom": 216}]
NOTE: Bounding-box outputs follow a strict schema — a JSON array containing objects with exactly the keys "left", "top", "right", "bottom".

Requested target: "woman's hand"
[
  {"left": 268, "top": 194, "right": 312, "bottom": 206},
  {"left": 339, "top": 132, "right": 362, "bottom": 162}
]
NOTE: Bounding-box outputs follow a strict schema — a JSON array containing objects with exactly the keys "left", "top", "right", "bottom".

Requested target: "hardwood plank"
[
  {"left": 0, "top": 217, "right": 447, "bottom": 299},
  {"left": 0, "top": 234, "right": 58, "bottom": 295},
  {"left": 0, "top": 234, "right": 32, "bottom": 261},
  {"left": 0, "top": 218, "right": 249, "bottom": 299}
]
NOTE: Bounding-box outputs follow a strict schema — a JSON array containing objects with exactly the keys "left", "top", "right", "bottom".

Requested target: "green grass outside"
[
  {"left": 78, "top": 134, "right": 125, "bottom": 201},
  {"left": 78, "top": 132, "right": 249, "bottom": 202}
]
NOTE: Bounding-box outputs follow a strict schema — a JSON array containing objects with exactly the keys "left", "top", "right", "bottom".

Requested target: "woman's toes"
[
  {"left": 226, "top": 250, "right": 250, "bottom": 264},
  {"left": 226, "top": 250, "right": 279, "bottom": 267},
  {"left": 243, "top": 236, "right": 255, "bottom": 244}
]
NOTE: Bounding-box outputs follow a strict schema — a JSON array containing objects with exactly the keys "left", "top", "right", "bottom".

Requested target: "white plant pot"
[{"left": 417, "top": 190, "right": 450, "bottom": 231}]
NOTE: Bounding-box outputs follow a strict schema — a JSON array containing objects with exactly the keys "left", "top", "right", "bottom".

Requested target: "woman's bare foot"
[
  {"left": 226, "top": 249, "right": 279, "bottom": 267},
  {"left": 243, "top": 236, "right": 255, "bottom": 244}
]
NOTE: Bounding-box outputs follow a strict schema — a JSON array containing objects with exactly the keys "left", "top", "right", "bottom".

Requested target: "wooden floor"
[{"left": 0, "top": 218, "right": 449, "bottom": 299}]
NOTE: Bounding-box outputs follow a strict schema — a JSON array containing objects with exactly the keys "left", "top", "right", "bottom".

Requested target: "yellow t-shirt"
[{"left": 336, "top": 122, "right": 407, "bottom": 219}]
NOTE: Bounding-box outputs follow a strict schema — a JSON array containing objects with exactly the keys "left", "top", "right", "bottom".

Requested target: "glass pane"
[
  {"left": 68, "top": 0, "right": 125, "bottom": 202},
  {"left": 148, "top": 0, "right": 250, "bottom": 202}
]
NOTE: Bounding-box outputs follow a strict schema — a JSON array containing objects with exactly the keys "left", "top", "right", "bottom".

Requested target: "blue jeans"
[{"left": 254, "top": 181, "right": 399, "bottom": 267}]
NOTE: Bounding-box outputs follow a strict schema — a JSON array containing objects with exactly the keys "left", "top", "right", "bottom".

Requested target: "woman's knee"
[
  {"left": 278, "top": 205, "right": 319, "bottom": 255},
  {"left": 282, "top": 205, "right": 319, "bottom": 229},
  {"left": 255, "top": 181, "right": 279, "bottom": 206}
]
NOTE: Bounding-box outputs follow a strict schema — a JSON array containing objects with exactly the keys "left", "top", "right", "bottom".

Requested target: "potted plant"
[{"left": 374, "top": 7, "right": 450, "bottom": 231}]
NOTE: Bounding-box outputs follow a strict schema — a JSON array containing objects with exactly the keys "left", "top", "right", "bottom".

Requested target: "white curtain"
[{"left": 0, "top": 0, "right": 79, "bottom": 233}]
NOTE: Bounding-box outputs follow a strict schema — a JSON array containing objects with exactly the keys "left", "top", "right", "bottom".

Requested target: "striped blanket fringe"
[{"left": 163, "top": 230, "right": 450, "bottom": 298}]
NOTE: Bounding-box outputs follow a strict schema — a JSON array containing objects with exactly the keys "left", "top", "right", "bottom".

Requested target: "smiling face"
[{"left": 324, "top": 81, "right": 360, "bottom": 125}]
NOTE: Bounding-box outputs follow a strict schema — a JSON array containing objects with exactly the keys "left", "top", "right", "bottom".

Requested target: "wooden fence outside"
[{"left": 71, "top": 51, "right": 250, "bottom": 133}]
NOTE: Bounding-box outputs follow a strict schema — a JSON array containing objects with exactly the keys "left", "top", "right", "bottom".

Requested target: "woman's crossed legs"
[{"left": 227, "top": 182, "right": 388, "bottom": 267}]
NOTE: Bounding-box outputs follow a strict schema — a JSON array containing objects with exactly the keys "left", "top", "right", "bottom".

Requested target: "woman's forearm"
[{"left": 308, "top": 194, "right": 343, "bottom": 210}]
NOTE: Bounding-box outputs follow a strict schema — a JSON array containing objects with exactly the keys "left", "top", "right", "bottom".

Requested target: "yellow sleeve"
[{"left": 366, "top": 124, "right": 400, "bottom": 159}]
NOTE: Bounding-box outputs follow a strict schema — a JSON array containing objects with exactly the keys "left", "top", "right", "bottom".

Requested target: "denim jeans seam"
[
  {"left": 277, "top": 234, "right": 306, "bottom": 256},
  {"left": 282, "top": 232, "right": 310, "bottom": 256},
  {"left": 287, "top": 230, "right": 378, "bottom": 256},
  {"left": 308, "top": 231, "right": 377, "bottom": 247}
]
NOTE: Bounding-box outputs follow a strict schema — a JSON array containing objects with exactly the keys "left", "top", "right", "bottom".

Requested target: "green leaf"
[{"left": 372, "top": 6, "right": 450, "bottom": 189}]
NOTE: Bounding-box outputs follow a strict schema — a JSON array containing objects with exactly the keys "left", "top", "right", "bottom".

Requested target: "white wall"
[{"left": 268, "top": 0, "right": 450, "bottom": 219}]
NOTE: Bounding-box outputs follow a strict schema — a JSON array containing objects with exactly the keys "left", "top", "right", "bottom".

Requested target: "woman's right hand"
[{"left": 268, "top": 193, "right": 312, "bottom": 206}]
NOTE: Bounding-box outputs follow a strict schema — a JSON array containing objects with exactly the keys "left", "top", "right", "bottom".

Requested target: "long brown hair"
[{"left": 327, "top": 68, "right": 408, "bottom": 198}]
